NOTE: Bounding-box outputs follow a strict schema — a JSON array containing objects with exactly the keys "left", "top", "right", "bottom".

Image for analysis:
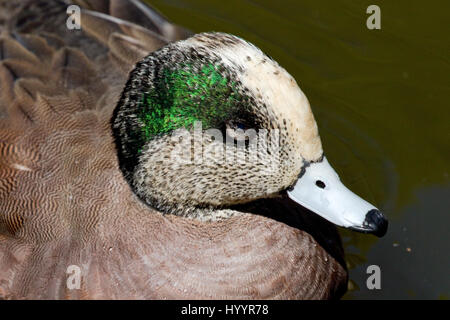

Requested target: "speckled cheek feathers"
[{"left": 112, "top": 32, "right": 323, "bottom": 218}]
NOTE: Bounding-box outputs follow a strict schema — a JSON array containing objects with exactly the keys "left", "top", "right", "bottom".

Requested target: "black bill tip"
[{"left": 349, "top": 209, "right": 388, "bottom": 237}]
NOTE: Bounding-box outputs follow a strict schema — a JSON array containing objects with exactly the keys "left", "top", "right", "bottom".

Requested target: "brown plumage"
[{"left": 0, "top": 0, "right": 347, "bottom": 299}]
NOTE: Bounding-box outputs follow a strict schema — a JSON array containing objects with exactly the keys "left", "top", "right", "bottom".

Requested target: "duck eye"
[
  {"left": 315, "top": 180, "right": 326, "bottom": 189},
  {"left": 224, "top": 120, "right": 251, "bottom": 142},
  {"left": 236, "top": 123, "right": 246, "bottom": 130},
  {"left": 226, "top": 120, "right": 247, "bottom": 131}
]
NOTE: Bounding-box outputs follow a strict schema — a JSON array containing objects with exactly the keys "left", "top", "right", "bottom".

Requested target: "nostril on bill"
[{"left": 315, "top": 180, "right": 326, "bottom": 188}]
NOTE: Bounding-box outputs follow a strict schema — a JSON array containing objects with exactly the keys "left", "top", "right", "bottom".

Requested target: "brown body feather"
[{"left": 0, "top": 0, "right": 346, "bottom": 299}]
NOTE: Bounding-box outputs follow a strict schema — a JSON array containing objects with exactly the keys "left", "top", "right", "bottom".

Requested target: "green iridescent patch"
[{"left": 135, "top": 62, "right": 243, "bottom": 151}]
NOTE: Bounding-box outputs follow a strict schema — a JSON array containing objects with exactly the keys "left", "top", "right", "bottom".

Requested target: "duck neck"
[{"left": 175, "top": 207, "right": 244, "bottom": 222}]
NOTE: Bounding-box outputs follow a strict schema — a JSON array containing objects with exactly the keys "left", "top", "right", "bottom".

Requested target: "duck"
[{"left": 0, "top": 0, "right": 387, "bottom": 299}]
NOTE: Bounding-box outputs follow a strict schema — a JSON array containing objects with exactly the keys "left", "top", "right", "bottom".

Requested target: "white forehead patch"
[{"left": 180, "top": 33, "right": 323, "bottom": 161}]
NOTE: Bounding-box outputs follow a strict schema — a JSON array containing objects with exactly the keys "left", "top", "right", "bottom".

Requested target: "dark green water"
[{"left": 149, "top": 0, "right": 450, "bottom": 299}]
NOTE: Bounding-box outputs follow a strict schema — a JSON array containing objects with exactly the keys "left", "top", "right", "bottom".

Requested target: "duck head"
[{"left": 112, "top": 32, "right": 387, "bottom": 237}]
